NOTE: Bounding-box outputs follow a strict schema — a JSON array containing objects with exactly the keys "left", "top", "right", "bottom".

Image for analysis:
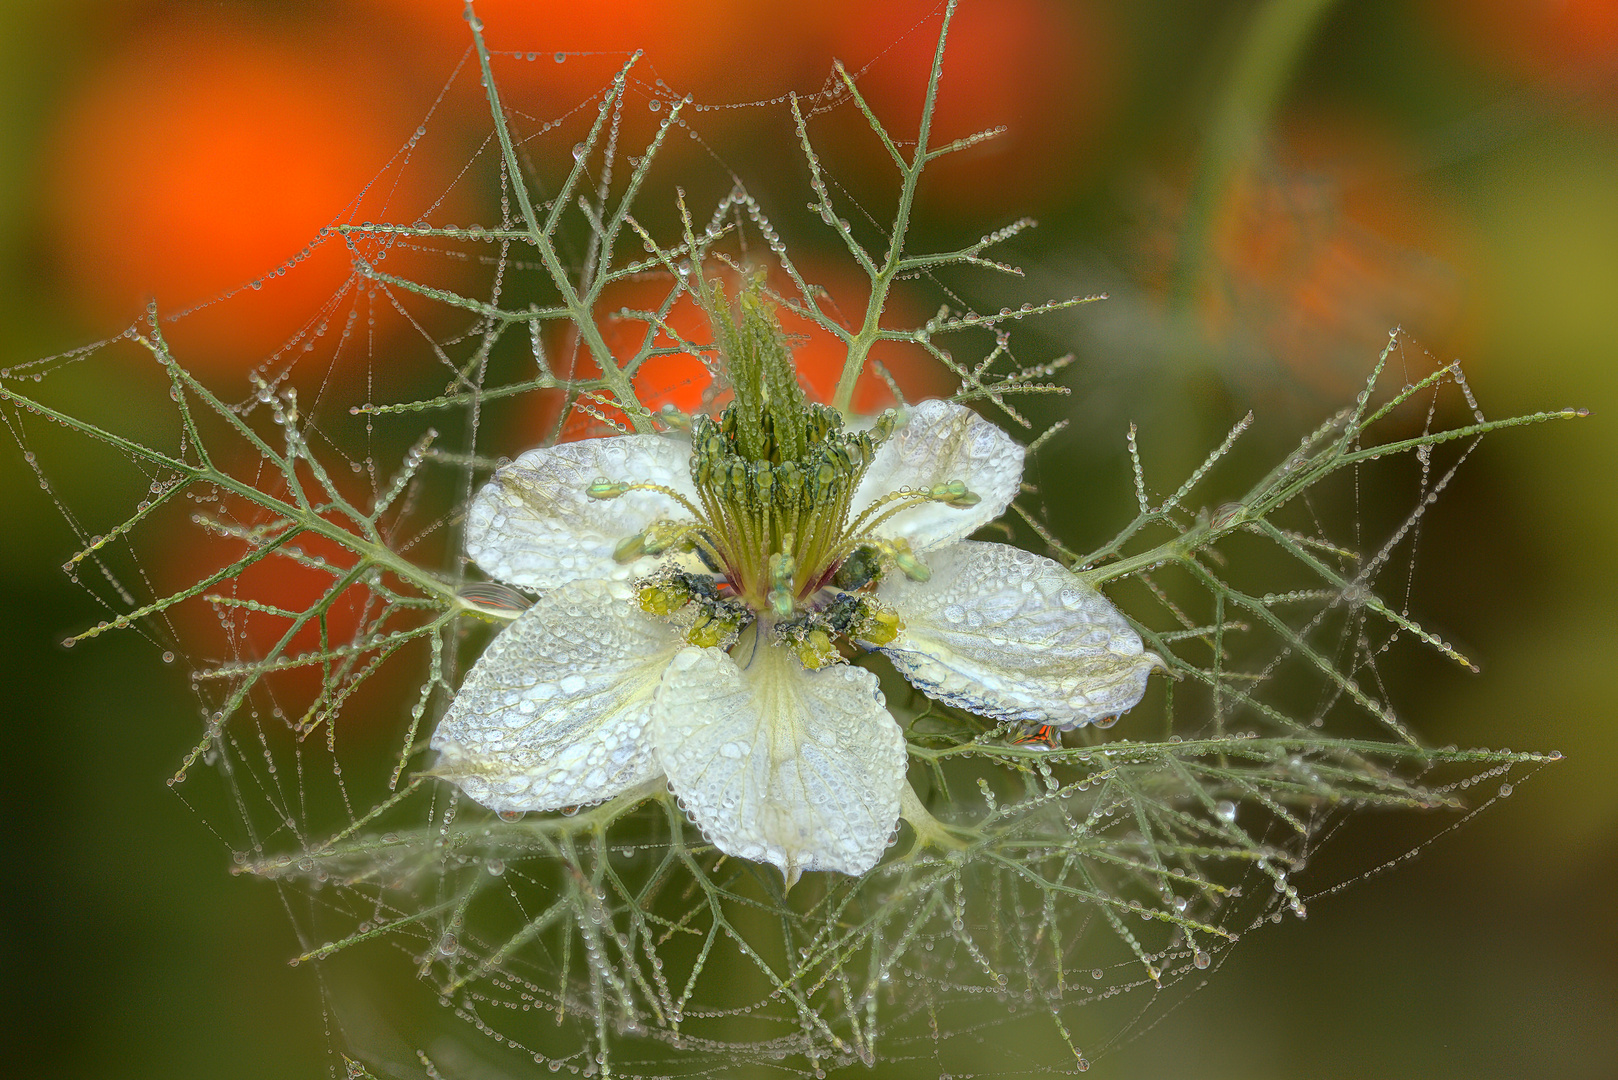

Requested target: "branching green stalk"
[
  {"left": 466, "top": 3, "right": 653, "bottom": 431},
  {"left": 824, "top": 0, "right": 954, "bottom": 415},
  {"left": 1, "top": 382, "right": 462, "bottom": 611}
]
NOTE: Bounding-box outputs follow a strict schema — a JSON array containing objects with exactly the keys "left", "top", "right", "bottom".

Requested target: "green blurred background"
[{"left": 3, "top": 1, "right": 1614, "bottom": 1076}]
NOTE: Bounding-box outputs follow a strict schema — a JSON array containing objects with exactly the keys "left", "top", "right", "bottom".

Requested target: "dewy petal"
[
  {"left": 431, "top": 580, "right": 678, "bottom": 813},
  {"left": 849, "top": 399, "right": 1024, "bottom": 553},
  {"left": 870, "top": 540, "right": 1164, "bottom": 729},
  {"left": 465, "top": 434, "right": 699, "bottom": 590},
  {"left": 651, "top": 644, "right": 906, "bottom": 884}
]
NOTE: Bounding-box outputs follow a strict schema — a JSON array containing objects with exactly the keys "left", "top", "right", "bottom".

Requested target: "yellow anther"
[
  {"left": 856, "top": 604, "right": 902, "bottom": 646},
  {"left": 638, "top": 582, "right": 690, "bottom": 616},
  {"left": 687, "top": 614, "right": 725, "bottom": 649},
  {"left": 684, "top": 607, "right": 745, "bottom": 649},
  {"left": 792, "top": 629, "right": 839, "bottom": 670}
]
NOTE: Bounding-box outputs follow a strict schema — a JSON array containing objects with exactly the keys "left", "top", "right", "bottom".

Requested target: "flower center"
[
  {"left": 586, "top": 275, "right": 979, "bottom": 668},
  {"left": 687, "top": 403, "right": 882, "bottom": 614}
]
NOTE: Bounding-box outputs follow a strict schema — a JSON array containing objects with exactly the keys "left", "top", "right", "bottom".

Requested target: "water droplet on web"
[
  {"left": 1194, "top": 949, "right": 1211, "bottom": 969},
  {"left": 554, "top": 51, "right": 566, "bottom": 63},
  {"left": 572, "top": 143, "right": 586, "bottom": 161},
  {"left": 648, "top": 100, "right": 662, "bottom": 112},
  {"left": 497, "top": 809, "right": 524, "bottom": 822},
  {"left": 161, "top": 651, "right": 175, "bottom": 664}
]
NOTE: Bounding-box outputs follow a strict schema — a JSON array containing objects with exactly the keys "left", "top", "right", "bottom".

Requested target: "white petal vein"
[
  {"left": 466, "top": 434, "right": 699, "bottom": 589},
  {"left": 431, "top": 580, "right": 677, "bottom": 812},
  {"left": 849, "top": 399, "right": 1024, "bottom": 553},
  {"left": 651, "top": 646, "right": 906, "bottom": 882},
  {"left": 871, "top": 541, "right": 1163, "bottom": 728}
]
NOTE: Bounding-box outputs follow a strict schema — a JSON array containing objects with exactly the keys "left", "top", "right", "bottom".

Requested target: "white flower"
[{"left": 432, "top": 399, "right": 1162, "bottom": 886}]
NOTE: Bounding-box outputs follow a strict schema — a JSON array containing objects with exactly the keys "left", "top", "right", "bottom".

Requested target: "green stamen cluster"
[
  {"left": 687, "top": 403, "right": 884, "bottom": 614},
  {"left": 591, "top": 274, "right": 983, "bottom": 665}
]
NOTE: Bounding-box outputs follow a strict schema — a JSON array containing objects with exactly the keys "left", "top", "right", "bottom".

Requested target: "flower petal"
[
  {"left": 870, "top": 541, "right": 1163, "bottom": 729},
  {"left": 849, "top": 399, "right": 1024, "bottom": 553},
  {"left": 651, "top": 644, "right": 906, "bottom": 883},
  {"left": 466, "top": 434, "right": 699, "bottom": 590},
  {"left": 431, "top": 581, "right": 678, "bottom": 813}
]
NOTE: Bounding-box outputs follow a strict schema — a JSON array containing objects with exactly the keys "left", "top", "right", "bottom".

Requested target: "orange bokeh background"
[{"left": 5, "top": 1, "right": 1614, "bottom": 1078}]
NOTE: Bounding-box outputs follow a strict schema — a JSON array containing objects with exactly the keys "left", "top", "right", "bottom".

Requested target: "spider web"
[{"left": 0, "top": 4, "right": 1577, "bottom": 1078}]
